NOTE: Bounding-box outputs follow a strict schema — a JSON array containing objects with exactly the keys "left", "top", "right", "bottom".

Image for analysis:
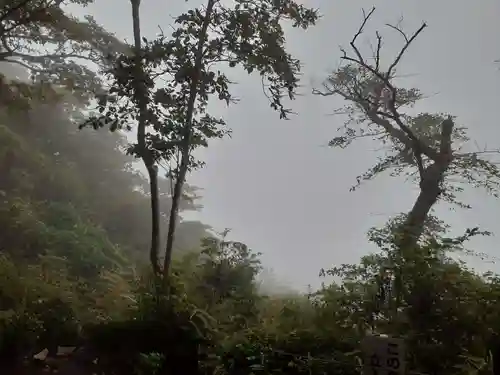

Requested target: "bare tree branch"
[
  {"left": 386, "top": 22, "right": 427, "bottom": 79},
  {"left": 385, "top": 22, "right": 409, "bottom": 43},
  {"left": 338, "top": 8, "right": 435, "bottom": 175},
  {"left": 374, "top": 31, "right": 382, "bottom": 71},
  {"left": 349, "top": 6, "right": 376, "bottom": 65}
]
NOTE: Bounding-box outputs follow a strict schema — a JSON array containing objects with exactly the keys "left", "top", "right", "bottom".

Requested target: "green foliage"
[
  {"left": 211, "top": 329, "right": 359, "bottom": 375},
  {"left": 0, "top": 0, "right": 128, "bottom": 101},
  {"left": 91, "top": 0, "right": 319, "bottom": 137},
  {"left": 3, "top": 3, "right": 500, "bottom": 375},
  {"left": 316, "top": 216, "right": 500, "bottom": 375},
  {"left": 194, "top": 233, "right": 263, "bottom": 331},
  {"left": 0, "top": 11, "right": 212, "bottom": 363},
  {"left": 136, "top": 352, "right": 165, "bottom": 375},
  {"left": 77, "top": 0, "right": 318, "bottom": 285},
  {"left": 0, "top": 254, "right": 78, "bottom": 363}
]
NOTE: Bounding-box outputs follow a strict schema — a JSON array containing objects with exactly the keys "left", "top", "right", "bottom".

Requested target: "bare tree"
[
  {"left": 127, "top": 0, "right": 161, "bottom": 275},
  {"left": 313, "top": 7, "right": 500, "bottom": 256}
]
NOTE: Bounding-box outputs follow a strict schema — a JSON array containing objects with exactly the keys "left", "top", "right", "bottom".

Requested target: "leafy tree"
[
  {"left": 87, "top": 0, "right": 319, "bottom": 280},
  {"left": 0, "top": 0, "right": 127, "bottom": 102},
  {"left": 194, "top": 231, "right": 262, "bottom": 330}
]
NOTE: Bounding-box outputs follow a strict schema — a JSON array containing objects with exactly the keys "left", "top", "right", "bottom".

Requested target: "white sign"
[{"left": 361, "top": 334, "right": 406, "bottom": 375}]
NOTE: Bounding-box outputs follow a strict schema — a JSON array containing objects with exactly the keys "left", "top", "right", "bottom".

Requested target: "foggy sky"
[{"left": 73, "top": 0, "right": 500, "bottom": 290}]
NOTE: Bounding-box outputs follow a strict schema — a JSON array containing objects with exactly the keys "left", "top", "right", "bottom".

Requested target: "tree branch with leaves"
[{"left": 0, "top": 0, "right": 128, "bottom": 103}]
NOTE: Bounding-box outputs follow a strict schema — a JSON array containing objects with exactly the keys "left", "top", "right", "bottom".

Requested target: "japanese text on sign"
[{"left": 361, "top": 334, "right": 405, "bottom": 375}]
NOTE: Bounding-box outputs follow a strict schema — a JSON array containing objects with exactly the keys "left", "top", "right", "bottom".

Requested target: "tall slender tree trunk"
[
  {"left": 163, "top": 0, "right": 216, "bottom": 278},
  {"left": 130, "top": 0, "right": 161, "bottom": 276}
]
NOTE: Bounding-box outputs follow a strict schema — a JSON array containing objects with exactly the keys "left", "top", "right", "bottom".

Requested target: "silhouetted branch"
[
  {"left": 349, "top": 7, "right": 376, "bottom": 65},
  {"left": 339, "top": 7, "right": 436, "bottom": 172},
  {"left": 374, "top": 31, "right": 382, "bottom": 71}
]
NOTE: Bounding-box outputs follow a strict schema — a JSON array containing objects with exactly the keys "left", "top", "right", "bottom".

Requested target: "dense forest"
[{"left": 1, "top": 1, "right": 500, "bottom": 375}]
